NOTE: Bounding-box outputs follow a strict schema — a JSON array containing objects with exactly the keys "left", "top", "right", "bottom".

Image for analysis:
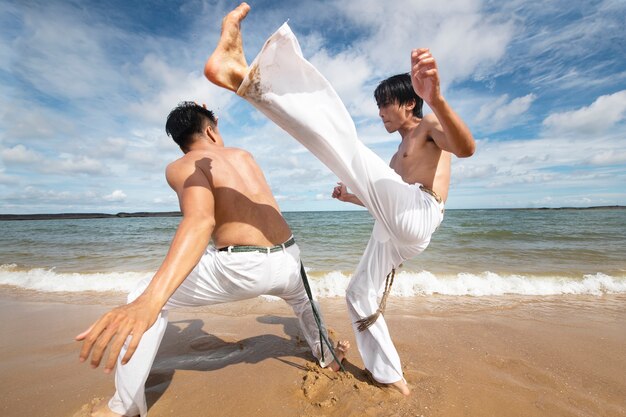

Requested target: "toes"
[{"left": 336, "top": 340, "right": 350, "bottom": 354}]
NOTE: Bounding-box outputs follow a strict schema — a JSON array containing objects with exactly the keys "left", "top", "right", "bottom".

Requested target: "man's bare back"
[
  {"left": 79, "top": 98, "right": 350, "bottom": 416},
  {"left": 166, "top": 147, "right": 291, "bottom": 248}
]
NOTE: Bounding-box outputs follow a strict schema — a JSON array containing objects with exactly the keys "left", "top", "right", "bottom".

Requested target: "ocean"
[{"left": 1, "top": 209, "right": 625, "bottom": 298}]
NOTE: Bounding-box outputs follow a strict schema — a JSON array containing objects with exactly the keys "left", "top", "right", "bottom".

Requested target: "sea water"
[{"left": 1, "top": 209, "right": 625, "bottom": 297}]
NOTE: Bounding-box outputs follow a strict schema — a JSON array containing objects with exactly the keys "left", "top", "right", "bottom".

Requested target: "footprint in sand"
[
  {"left": 301, "top": 365, "right": 340, "bottom": 408},
  {"left": 71, "top": 397, "right": 105, "bottom": 417}
]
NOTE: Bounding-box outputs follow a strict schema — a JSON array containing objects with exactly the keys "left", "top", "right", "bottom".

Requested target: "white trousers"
[
  {"left": 238, "top": 23, "right": 444, "bottom": 384},
  {"left": 108, "top": 242, "right": 333, "bottom": 416}
]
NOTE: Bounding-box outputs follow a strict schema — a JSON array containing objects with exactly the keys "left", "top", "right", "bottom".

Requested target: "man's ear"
[
  {"left": 206, "top": 124, "right": 217, "bottom": 143},
  {"left": 405, "top": 99, "right": 416, "bottom": 111}
]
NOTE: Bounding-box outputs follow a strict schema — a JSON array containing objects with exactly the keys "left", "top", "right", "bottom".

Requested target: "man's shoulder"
[
  {"left": 166, "top": 154, "right": 193, "bottom": 171},
  {"left": 166, "top": 153, "right": 206, "bottom": 177},
  {"left": 421, "top": 113, "right": 441, "bottom": 127},
  {"left": 224, "top": 146, "right": 252, "bottom": 157},
  {"left": 413, "top": 114, "right": 443, "bottom": 135}
]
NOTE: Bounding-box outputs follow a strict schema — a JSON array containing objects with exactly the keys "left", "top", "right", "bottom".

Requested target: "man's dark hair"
[
  {"left": 374, "top": 73, "right": 423, "bottom": 118},
  {"left": 165, "top": 101, "right": 217, "bottom": 150}
]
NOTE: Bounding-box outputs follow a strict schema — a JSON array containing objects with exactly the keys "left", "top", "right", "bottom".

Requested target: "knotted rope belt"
[
  {"left": 419, "top": 185, "right": 443, "bottom": 204},
  {"left": 355, "top": 267, "right": 396, "bottom": 332}
]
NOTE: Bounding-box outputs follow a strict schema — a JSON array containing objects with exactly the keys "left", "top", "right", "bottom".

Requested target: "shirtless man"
[
  {"left": 76, "top": 101, "right": 348, "bottom": 417},
  {"left": 204, "top": 3, "right": 474, "bottom": 396}
]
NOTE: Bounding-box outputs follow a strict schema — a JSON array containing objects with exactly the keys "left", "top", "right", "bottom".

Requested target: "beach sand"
[{"left": 1, "top": 291, "right": 624, "bottom": 417}]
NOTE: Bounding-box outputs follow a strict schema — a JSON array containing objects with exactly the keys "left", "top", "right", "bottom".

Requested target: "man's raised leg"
[
  {"left": 204, "top": 2, "right": 250, "bottom": 92},
  {"left": 204, "top": 5, "right": 412, "bottom": 237}
]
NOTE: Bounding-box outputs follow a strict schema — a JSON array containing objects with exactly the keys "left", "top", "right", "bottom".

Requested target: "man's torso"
[
  {"left": 389, "top": 118, "right": 451, "bottom": 202},
  {"left": 169, "top": 147, "right": 292, "bottom": 248}
]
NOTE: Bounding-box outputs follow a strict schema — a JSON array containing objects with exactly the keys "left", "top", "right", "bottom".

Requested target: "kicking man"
[{"left": 204, "top": 2, "right": 475, "bottom": 396}]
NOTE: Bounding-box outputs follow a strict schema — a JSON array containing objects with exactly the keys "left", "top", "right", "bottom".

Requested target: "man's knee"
[{"left": 287, "top": 294, "right": 312, "bottom": 315}]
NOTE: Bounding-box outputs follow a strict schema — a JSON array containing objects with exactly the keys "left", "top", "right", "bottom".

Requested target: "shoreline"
[
  {"left": 0, "top": 205, "right": 624, "bottom": 221},
  {"left": 2, "top": 291, "right": 624, "bottom": 417}
]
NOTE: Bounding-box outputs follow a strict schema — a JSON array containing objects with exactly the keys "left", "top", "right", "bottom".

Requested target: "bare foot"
[
  {"left": 363, "top": 369, "right": 411, "bottom": 396},
  {"left": 204, "top": 2, "right": 250, "bottom": 91},
  {"left": 90, "top": 398, "right": 135, "bottom": 417},
  {"left": 328, "top": 340, "right": 350, "bottom": 372},
  {"left": 389, "top": 379, "right": 411, "bottom": 396}
]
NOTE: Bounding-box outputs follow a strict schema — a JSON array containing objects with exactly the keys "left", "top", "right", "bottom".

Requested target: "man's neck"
[
  {"left": 187, "top": 138, "right": 224, "bottom": 152},
  {"left": 398, "top": 116, "right": 421, "bottom": 140}
]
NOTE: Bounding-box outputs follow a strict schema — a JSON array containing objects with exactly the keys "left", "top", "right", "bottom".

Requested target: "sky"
[{"left": 1, "top": 0, "right": 625, "bottom": 214}]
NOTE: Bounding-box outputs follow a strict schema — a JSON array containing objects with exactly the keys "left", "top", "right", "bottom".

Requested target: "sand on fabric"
[{"left": 0, "top": 291, "right": 624, "bottom": 417}]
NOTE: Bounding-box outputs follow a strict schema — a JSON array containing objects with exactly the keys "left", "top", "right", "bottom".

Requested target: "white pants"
[
  {"left": 238, "top": 23, "right": 444, "bottom": 384},
  {"left": 108, "top": 242, "right": 333, "bottom": 416}
]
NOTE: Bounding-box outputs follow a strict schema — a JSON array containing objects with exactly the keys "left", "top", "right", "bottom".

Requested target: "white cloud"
[
  {"left": 309, "top": 49, "right": 373, "bottom": 116},
  {"left": 452, "top": 163, "right": 497, "bottom": 181},
  {"left": 1, "top": 144, "right": 43, "bottom": 164},
  {"left": 587, "top": 151, "right": 626, "bottom": 166},
  {"left": 4, "top": 186, "right": 75, "bottom": 203},
  {"left": 43, "top": 155, "right": 107, "bottom": 176},
  {"left": 0, "top": 96, "right": 77, "bottom": 142},
  {"left": 2, "top": 0, "right": 625, "bottom": 212},
  {"left": 450, "top": 132, "right": 626, "bottom": 193},
  {"left": 1, "top": 147, "right": 108, "bottom": 175},
  {"left": 0, "top": 169, "right": 17, "bottom": 185},
  {"left": 103, "top": 190, "right": 127, "bottom": 202},
  {"left": 12, "top": 4, "right": 123, "bottom": 100},
  {"left": 542, "top": 90, "right": 626, "bottom": 136},
  {"left": 336, "top": 0, "right": 514, "bottom": 85},
  {"left": 475, "top": 93, "right": 536, "bottom": 132},
  {"left": 354, "top": 121, "right": 399, "bottom": 146},
  {"left": 90, "top": 137, "right": 129, "bottom": 159},
  {"left": 153, "top": 194, "right": 177, "bottom": 204},
  {"left": 127, "top": 54, "right": 233, "bottom": 126},
  {"left": 487, "top": 1, "right": 626, "bottom": 92}
]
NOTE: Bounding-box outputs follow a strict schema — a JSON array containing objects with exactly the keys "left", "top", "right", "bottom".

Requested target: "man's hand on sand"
[
  {"left": 410, "top": 48, "right": 441, "bottom": 105},
  {"left": 75, "top": 296, "right": 159, "bottom": 373}
]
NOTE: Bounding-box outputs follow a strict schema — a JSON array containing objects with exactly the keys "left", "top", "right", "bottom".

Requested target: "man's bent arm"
[
  {"left": 140, "top": 165, "right": 215, "bottom": 310},
  {"left": 332, "top": 182, "right": 364, "bottom": 206},
  {"left": 411, "top": 48, "right": 475, "bottom": 157},
  {"left": 76, "top": 164, "right": 215, "bottom": 372},
  {"left": 426, "top": 98, "right": 475, "bottom": 158}
]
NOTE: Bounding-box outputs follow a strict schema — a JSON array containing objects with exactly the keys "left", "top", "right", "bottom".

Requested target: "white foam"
[
  {"left": 0, "top": 264, "right": 150, "bottom": 293},
  {"left": 1, "top": 264, "right": 625, "bottom": 297},
  {"left": 306, "top": 270, "right": 626, "bottom": 297}
]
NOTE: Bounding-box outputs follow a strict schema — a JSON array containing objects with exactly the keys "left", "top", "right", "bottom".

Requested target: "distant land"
[
  {"left": 0, "top": 212, "right": 182, "bottom": 221},
  {"left": 0, "top": 206, "right": 624, "bottom": 221}
]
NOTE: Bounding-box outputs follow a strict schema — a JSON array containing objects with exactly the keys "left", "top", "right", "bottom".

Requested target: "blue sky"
[{"left": 1, "top": 0, "right": 625, "bottom": 213}]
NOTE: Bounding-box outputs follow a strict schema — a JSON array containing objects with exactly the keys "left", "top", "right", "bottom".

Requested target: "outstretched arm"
[
  {"left": 332, "top": 182, "right": 364, "bottom": 206},
  {"left": 411, "top": 48, "right": 475, "bottom": 158},
  {"left": 76, "top": 162, "right": 215, "bottom": 373}
]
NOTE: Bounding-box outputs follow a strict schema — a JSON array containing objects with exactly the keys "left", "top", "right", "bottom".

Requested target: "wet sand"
[{"left": 1, "top": 291, "right": 624, "bottom": 417}]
